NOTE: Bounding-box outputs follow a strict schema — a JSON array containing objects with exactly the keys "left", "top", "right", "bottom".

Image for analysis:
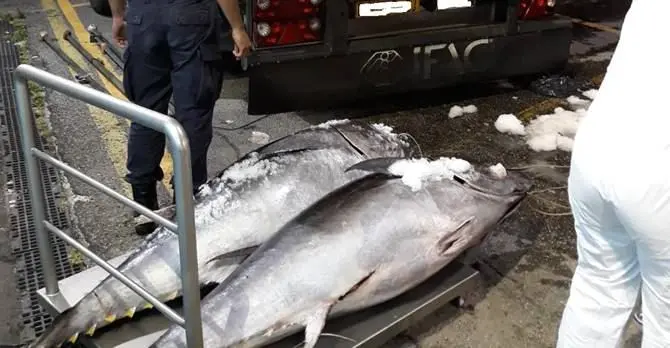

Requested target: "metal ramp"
[
  {"left": 37, "top": 255, "right": 480, "bottom": 348},
  {"left": 17, "top": 63, "right": 482, "bottom": 348}
]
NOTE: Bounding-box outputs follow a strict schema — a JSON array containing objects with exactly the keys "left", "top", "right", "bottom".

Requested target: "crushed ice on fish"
[
  {"left": 249, "top": 131, "right": 270, "bottom": 145},
  {"left": 370, "top": 123, "right": 410, "bottom": 147},
  {"left": 311, "top": 118, "right": 351, "bottom": 129},
  {"left": 388, "top": 157, "right": 473, "bottom": 191}
]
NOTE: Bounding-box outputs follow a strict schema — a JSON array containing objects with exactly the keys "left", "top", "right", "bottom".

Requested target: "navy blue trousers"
[{"left": 123, "top": 0, "right": 228, "bottom": 191}]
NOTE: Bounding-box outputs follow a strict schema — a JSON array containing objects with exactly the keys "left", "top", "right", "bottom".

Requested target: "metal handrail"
[{"left": 13, "top": 64, "right": 203, "bottom": 347}]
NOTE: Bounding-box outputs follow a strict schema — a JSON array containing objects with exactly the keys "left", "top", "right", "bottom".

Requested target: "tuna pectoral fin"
[
  {"left": 437, "top": 216, "right": 475, "bottom": 255},
  {"left": 344, "top": 157, "right": 405, "bottom": 175},
  {"left": 294, "top": 271, "right": 376, "bottom": 348},
  {"left": 301, "top": 303, "right": 331, "bottom": 348},
  {"left": 200, "top": 245, "right": 260, "bottom": 284}
]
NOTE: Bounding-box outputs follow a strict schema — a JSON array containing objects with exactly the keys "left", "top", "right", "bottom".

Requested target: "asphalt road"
[{"left": 0, "top": 0, "right": 639, "bottom": 346}]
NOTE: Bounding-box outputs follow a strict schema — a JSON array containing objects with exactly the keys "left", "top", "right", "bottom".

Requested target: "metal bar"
[
  {"left": 43, "top": 221, "right": 186, "bottom": 326},
  {"left": 87, "top": 24, "right": 124, "bottom": 63},
  {"left": 14, "top": 69, "right": 60, "bottom": 296},
  {"left": 104, "top": 45, "right": 124, "bottom": 70},
  {"left": 32, "top": 149, "right": 178, "bottom": 233},
  {"left": 39, "top": 32, "right": 104, "bottom": 91},
  {"left": 63, "top": 30, "right": 125, "bottom": 94},
  {"left": 12, "top": 63, "right": 203, "bottom": 348}
]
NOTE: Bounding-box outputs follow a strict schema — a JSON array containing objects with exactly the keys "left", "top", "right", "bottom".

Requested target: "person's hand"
[
  {"left": 231, "top": 27, "right": 252, "bottom": 59},
  {"left": 112, "top": 16, "right": 127, "bottom": 48}
]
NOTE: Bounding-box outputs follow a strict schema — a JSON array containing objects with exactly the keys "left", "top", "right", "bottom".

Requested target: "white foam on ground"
[
  {"left": 463, "top": 105, "right": 478, "bottom": 114},
  {"left": 448, "top": 105, "right": 464, "bottom": 118},
  {"left": 494, "top": 114, "right": 526, "bottom": 135},
  {"left": 387, "top": 157, "right": 473, "bottom": 191},
  {"left": 448, "top": 104, "right": 478, "bottom": 118},
  {"left": 488, "top": 163, "right": 507, "bottom": 179},
  {"left": 494, "top": 88, "right": 598, "bottom": 152},
  {"left": 582, "top": 89, "right": 598, "bottom": 100},
  {"left": 566, "top": 95, "right": 591, "bottom": 108},
  {"left": 524, "top": 107, "right": 586, "bottom": 152}
]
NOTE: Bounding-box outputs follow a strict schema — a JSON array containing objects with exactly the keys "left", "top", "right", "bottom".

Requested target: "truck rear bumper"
[{"left": 247, "top": 17, "right": 573, "bottom": 115}]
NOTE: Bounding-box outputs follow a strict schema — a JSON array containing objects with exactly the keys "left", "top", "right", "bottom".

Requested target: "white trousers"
[{"left": 555, "top": 120, "right": 670, "bottom": 347}]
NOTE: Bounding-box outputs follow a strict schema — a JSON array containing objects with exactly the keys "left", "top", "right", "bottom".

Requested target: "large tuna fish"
[
  {"left": 29, "top": 119, "right": 419, "bottom": 348},
  {"left": 150, "top": 156, "right": 532, "bottom": 348}
]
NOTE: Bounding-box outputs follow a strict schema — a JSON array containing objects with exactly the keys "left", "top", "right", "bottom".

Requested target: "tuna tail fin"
[
  {"left": 27, "top": 307, "right": 85, "bottom": 348},
  {"left": 344, "top": 157, "right": 406, "bottom": 175}
]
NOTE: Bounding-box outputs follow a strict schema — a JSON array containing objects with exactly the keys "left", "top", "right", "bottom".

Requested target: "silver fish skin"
[
  {"left": 151, "top": 156, "right": 532, "bottom": 348},
  {"left": 28, "top": 120, "right": 418, "bottom": 348}
]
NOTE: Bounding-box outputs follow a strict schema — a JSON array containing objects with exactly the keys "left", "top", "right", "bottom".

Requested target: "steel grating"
[{"left": 0, "top": 19, "right": 83, "bottom": 343}]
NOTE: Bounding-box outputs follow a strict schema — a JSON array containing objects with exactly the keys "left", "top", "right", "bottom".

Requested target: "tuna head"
[{"left": 347, "top": 156, "right": 532, "bottom": 257}]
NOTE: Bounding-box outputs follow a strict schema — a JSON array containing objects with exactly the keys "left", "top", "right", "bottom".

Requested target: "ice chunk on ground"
[
  {"left": 449, "top": 105, "right": 464, "bottom": 118},
  {"left": 249, "top": 131, "right": 270, "bottom": 145},
  {"left": 496, "top": 90, "right": 597, "bottom": 152},
  {"left": 495, "top": 114, "right": 526, "bottom": 135},
  {"left": 388, "top": 157, "right": 473, "bottom": 191},
  {"left": 448, "top": 104, "right": 478, "bottom": 118},
  {"left": 582, "top": 89, "right": 598, "bottom": 100},
  {"left": 523, "top": 106, "right": 586, "bottom": 152},
  {"left": 488, "top": 163, "right": 507, "bottom": 179},
  {"left": 567, "top": 95, "right": 591, "bottom": 107},
  {"left": 463, "top": 105, "right": 478, "bottom": 114}
]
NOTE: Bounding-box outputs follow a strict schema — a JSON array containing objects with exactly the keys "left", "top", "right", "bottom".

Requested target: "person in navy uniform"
[{"left": 108, "top": 0, "right": 252, "bottom": 235}]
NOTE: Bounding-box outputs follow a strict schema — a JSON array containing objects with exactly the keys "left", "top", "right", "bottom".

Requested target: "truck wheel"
[{"left": 89, "top": 0, "right": 112, "bottom": 17}]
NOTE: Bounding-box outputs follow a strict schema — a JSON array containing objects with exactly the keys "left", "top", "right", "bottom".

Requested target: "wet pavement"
[{"left": 0, "top": 0, "right": 641, "bottom": 346}]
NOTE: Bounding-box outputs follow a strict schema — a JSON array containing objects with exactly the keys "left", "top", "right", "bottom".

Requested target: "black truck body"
[{"left": 90, "top": 0, "right": 573, "bottom": 115}]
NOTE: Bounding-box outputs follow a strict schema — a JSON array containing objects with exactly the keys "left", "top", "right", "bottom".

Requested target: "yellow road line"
[
  {"left": 56, "top": 0, "right": 175, "bottom": 194},
  {"left": 41, "top": 0, "right": 132, "bottom": 197},
  {"left": 569, "top": 17, "right": 620, "bottom": 35}
]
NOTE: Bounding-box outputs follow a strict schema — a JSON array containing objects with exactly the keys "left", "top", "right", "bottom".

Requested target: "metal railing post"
[
  {"left": 12, "top": 64, "right": 203, "bottom": 347},
  {"left": 168, "top": 125, "right": 202, "bottom": 347},
  {"left": 14, "top": 75, "right": 60, "bottom": 296}
]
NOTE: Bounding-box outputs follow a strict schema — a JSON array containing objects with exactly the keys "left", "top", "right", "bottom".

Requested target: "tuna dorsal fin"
[
  {"left": 201, "top": 246, "right": 259, "bottom": 285},
  {"left": 437, "top": 216, "right": 475, "bottom": 255},
  {"left": 344, "top": 157, "right": 406, "bottom": 176}
]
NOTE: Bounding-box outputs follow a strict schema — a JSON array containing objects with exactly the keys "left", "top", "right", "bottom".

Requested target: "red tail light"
[
  {"left": 253, "top": 0, "right": 324, "bottom": 48},
  {"left": 518, "top": 0, "right": 554, "bottom": 20}
]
